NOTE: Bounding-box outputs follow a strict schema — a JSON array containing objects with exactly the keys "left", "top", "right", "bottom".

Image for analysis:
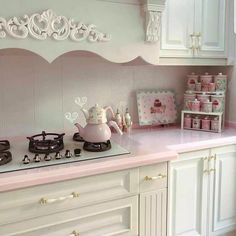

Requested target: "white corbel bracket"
[{"left": 143, "top": 0, "right": 166, "bottom": 43}]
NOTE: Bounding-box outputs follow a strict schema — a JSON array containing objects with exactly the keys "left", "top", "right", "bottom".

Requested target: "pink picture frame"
[{"left": 136, "top": 90, "right": 177, "bottom": 126}]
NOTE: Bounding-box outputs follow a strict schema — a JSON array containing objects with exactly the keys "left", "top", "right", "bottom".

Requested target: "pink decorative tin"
[
  {"left": 190, "top": 99, "right": 200, "bottom": 112},
  {"left": 200, "top": 73, "right": 213, "bottom": 84},
  {"left": 208, "top": 83, "right": 216, "bottom": 92},
  {"left": 201, "top": 117, "right": 210, "bottom": 130},
  {"left": 184, "top": 115, "right": 192, "bottom": 128},
  {"left": 187, "top": 73, "right": 199, "bottom": 90},
  {"left": 184, "top": 93, "right": 196, "bottom": 110}
]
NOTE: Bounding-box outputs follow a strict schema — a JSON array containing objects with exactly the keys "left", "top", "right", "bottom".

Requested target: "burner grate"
[
  {"left": 0, "top": 140, "right": 10, "bottom": 152},
  {"left": 27, "top": 131, "right": 65, "bottom": 154},
  {"left": 0, "top": 151, "right": 12, "bottom": 166},
  {"left": 83, "top": 140, "right": 111, "bottom": 152}
]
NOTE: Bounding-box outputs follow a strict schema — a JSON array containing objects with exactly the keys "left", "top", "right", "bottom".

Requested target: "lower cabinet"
[
  {"left": 140, "top": 189, "right": 167, "bottom": 236},
  {"left": 168, "top": 145, "right": 236, "bottom": 236},
  {"left": 1, "top": 196, "right": 139, "bottom": 236},
  {"left": 209, "top": 145, "right": 236, "bottom": 236},
  {"left": 0, "top": 163, "right": 168, "bottom": 236}
]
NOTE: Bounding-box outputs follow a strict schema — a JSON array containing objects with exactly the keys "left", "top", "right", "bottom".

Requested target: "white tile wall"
[{"left": 0, "top": 51, "right": 229, "bottom": 138}]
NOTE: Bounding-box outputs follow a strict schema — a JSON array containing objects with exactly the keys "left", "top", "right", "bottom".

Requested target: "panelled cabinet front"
[
  {"left": 169, "top": 145, "right": 236, "bottom": 236},
  {"left": 168, "top": 149, "right": 210, "bottom": 236},
  {"left": 161, "top": 0, "right": 227, "bottom": 59},
  {"left": 208, "top": 145, "right": 236, "bottom": 236}
]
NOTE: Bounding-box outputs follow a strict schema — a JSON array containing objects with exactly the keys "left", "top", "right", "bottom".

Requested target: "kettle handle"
[{"left": 104, "top": 106, "right": 115, "bottom": 119}]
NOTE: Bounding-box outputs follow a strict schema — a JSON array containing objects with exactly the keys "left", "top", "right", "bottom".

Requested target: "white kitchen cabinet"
[
  {"left": 140, "top": 189, "right": 167, "bottom": 236},
  {"left": 168, "top": 149, "right": 210, "bottom": 236},
  {"left": 161, "top": 0, "right": 227, "bottom": 59},
  {"left": 169, "top": 145, "right": 236, "bottom": 236},
  {"left": 208, "top": 145, "right": 236, "bottom": 236},
  {"left": 160, "top": 0, "right": 195, "bottom": 57},
  {"left": 195, "top": 0, "right": 226, "bottom": 58}
]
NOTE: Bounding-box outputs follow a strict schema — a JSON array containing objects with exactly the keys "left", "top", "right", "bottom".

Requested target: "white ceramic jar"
[
  {"left": 214, "top": 73, "right": 227, "bottom": 91},
  {"left": 192, "top": 116, "right": 201, "bottom": 129},
  {"left": 211, "top": 117, "right": 220, "bottom": 132},
  {"left": 201, "top": 100, "right": 213, "bottom": 113},
  {"left": 211, "top": 95, "right": 225, "bottom": 112}
]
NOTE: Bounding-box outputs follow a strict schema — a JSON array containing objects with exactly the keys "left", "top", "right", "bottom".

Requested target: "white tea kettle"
[{"left": 75, "top": 104, "right": 123, "bottom": 143}]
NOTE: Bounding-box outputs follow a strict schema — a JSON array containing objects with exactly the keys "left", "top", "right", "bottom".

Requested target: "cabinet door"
[
  {"left": 140, "top": 189, "right": 167, "bottom": 236},
  {"left": 160, "top": 0, "right": 195, "bottom": 57},
  {"left": 195, "top": 0, "right": 226, "bottom": 58},
  {"left": 209, "top": 145, "right": 236, "bottom": 236},
  {"left": 168, "top": 150, "right": 210, "bottom": 236}
]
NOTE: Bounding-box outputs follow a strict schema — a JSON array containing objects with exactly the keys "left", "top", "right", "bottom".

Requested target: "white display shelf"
[
  {"left": 181, "top": 110, "right": 223, "bottom": 133},
  {"left": 185, "top": 90, "right": 225, "bottom": 96}
]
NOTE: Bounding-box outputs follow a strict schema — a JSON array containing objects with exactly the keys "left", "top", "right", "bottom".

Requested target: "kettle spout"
[
  {"left": 108, "top": 121, "right": 123, "bottom": 135},
  {"left": 74, "top": 123, "right": 84, "bottom": 137},
  {"left": 81, "top": 108, "right": 89, "bottom": 121}
]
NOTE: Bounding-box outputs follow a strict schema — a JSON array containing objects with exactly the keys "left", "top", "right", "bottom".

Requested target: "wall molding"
[
  {"left": 143, "top": 0, "right": 166, "bottom": 43},
  {"left": 0, "top": 9, "right": 111, "bottom": 42}
]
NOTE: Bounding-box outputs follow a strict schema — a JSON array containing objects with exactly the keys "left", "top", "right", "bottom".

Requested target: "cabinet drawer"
[
  {"left": 0, "top": 169, "right": 139, "bottom": 225},
  {"left": 1, "top": 196, "right": 139, "bottom": 236},
  {"left": 139, "top": 163, "right": 167, "bottom": 192}
]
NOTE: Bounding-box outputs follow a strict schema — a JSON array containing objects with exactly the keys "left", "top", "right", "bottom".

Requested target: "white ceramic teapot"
[{"left": 75, "top": 104, "right": 123, "bottom": 143}]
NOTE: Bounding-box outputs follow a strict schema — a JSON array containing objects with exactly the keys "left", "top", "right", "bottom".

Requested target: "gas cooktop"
[{"left": 0, "top": 135, "right": 129, "bottom": 174}]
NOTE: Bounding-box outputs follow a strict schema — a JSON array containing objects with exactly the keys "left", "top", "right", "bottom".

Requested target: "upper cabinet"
[{"left": 160, "top": 0, "right": 228, "bottom": 61}]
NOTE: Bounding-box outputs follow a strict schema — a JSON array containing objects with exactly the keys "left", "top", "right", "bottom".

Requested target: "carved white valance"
[{"left": 0, "top": 9, "right": 111, "bottom": 42}]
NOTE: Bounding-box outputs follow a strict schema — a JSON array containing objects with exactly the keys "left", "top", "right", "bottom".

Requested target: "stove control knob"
[
  {"left": 74, "top": 149, "right": 81, "bottom": 157},
  {"left": 44, "top": 154, "right": 52, "bottom": 161},
  {"left": 34, "top": 154, "right": 41, "bottom": 163},
  {"left": 55, "top": 152, "right": 62, "bottom": 160},
  {"left": 65, "top": 150, "right": 72, "bottom": 158},
  {"left": 22, "top": 155, "right": 30, "bottom": 164}
]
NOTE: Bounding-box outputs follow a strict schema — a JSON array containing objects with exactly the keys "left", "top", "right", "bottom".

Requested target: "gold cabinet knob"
[{"left": 71, "top": 230, "right": 80, "bottom": 236}]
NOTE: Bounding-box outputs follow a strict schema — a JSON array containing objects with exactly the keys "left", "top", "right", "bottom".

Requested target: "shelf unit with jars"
[
  {"left": 182, "top": 72, "right": 227, "bottom": 133},
  {"left": 181, "top": 110, "right": 223, "bottom": 133}
]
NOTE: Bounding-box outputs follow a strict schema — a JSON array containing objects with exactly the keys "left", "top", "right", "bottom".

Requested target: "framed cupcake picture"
[{"left": 136, "top": 90, "right": 177, "bottom": 126}]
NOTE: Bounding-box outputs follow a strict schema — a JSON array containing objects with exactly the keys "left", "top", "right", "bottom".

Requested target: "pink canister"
[
  {"left": 214, "top": 73, "right": 227, "bottom": 91},
  {"left": 211, "top": 117, "right": 220, "bottom": 132},
  {"left": 197, "top": 94, "right": 210, "bottom": 104},
  {"left": 187, "top": 73, "right": 199, "bottom": 90},
  {"left": 190, "top": 99, "right": 200, "bottom": 112},
  {"left": 211, "top": 95, "right": 225, "bottom": 112},
  {"left": 201, "top": 100, "right": 213, "bottom": 113},
  {"left": 209, "top": 83, "right": 216, "bottom": 92},
  {"left": 184, "top": 93, "right": 196, "bottom": 110},
  {"left": 184, "top": 115, "right": 192, "bottom": 128},
  {"left": 202, "top": 84, "right": 209, "bottom": 92},
  {"left": 200, "top": 73, "right": 213, "bottom": 84},
  {"left": 201, "top": 117, "right": 210, "bottom": 130}
]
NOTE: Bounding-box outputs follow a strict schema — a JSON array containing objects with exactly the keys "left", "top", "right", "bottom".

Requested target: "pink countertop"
[{"left": 1, "top": 126, "right": 236, "bottom": 192}]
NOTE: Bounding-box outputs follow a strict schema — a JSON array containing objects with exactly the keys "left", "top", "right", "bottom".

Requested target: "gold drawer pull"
[
  {"left": 209, "top": 168, "right": 216, "bottom": 173},
  {"left": 144, "top": 174, "right": 166, "bottom": 181},
  {"left": 39, "top": 192, "right": 80, "bottom": 205},
  {"left": 70, "top": 230, "right": 80, "bottom": 236}
]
